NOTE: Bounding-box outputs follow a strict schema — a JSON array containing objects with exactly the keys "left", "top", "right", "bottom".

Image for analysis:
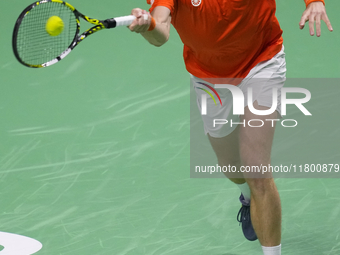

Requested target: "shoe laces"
[{"left": 237, "top": 205, "right": 250, "bottom": 224}]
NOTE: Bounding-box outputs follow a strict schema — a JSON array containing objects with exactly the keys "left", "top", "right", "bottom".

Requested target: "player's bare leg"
[
  {"left": 207, "top": 126, "right": 245, "bottom": 184},
  {"left": 239, "top": 101, "right": 281, "bottom": 247},
  {"left": 207, "top": 100, "right": 281, "bottom": 253}
]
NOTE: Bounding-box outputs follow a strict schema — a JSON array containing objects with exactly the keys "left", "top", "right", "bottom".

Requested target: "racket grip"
[{"left": 115, "top": 14, "right": 148, "bottom": 27}]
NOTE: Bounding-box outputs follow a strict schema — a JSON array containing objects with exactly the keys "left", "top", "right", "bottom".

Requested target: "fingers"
[
  {"left": 129, "top": 8, "right": 151, "bottom": 33},
  {"left": 299, "top": 2, "right": 333, "bottom": 37},
  {"left": 299, "top": 11, "right": 309, "bottom": 30},
  {"left": 315, "top": 14, "right": 321, "bottom": 37},
  {"left": 308, "top": 12, "right": 315, "bottom": 36},
  {"left": 322, "top": 13, "right": 333, "bottom": 32},
  {"left": 131, "top": 8, "right": 144, "bottom": 18}
]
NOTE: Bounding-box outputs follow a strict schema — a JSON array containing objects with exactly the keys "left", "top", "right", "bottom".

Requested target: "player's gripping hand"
[
  {"left": 129, "top": 8, "right": 151, "bottom": 33},
  {"left": 299, "top": 2, "right": 333, "bottom": 37}
]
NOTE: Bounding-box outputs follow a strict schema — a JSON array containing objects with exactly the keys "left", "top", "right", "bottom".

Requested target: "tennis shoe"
[{"left": 237, "top": 194, "right": 258, "bottom": 241}]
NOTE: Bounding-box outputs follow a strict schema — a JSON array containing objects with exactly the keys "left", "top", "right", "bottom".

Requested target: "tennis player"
[{"left": 129, "top": 1, "right": 332, "bottom": 254}]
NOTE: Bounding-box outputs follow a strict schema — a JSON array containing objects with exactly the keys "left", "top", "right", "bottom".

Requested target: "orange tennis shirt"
[
  {"left": 147, "top": 0, "right": 283, "bottom": 79},
  {"left": 147, "top": 0, "right": 324, "bottom": 79}
]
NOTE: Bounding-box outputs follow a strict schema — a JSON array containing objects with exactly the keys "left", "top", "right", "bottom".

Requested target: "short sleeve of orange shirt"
[{"left": 147, "top": 0, "right": 324, "bottom": 79}]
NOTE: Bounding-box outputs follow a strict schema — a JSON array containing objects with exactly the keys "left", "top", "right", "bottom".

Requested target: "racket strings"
[{"left": 16, "top": 2, "right": 78, "bottom": 66}]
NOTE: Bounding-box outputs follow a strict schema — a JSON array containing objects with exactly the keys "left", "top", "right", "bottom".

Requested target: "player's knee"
[
  {"left": 241, "top": 156, "right": 269, "bottom": 169},
  {"left": 246, "top": 178, "right": 273, "bottom": 197},
  {"left": 218, "top": 159, "right": 243, "bottom": 180}
]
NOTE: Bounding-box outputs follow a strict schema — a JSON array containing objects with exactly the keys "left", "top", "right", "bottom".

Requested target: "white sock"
[
  {"left": 262, "top": 244, "right": 281, "bottom": 255},
  {"left": 237, "top": 182, "right": 251, "bottom": 202}
]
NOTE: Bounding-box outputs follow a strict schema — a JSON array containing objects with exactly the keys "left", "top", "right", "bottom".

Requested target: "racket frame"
[{"left": 12, "top": 0, "right": 138, "bottom": 68}]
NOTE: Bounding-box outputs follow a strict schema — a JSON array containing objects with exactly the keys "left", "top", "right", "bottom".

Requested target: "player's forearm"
[
  {"left": 141, "top": 20, "right": 170, "bottom": 47},
  {"left": 130, "top": 7, "right": 171, "bottom": 47}
]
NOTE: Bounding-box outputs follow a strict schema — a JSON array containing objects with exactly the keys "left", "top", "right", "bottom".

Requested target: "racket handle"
[{"left": 115, "top": 14, "right": 149, "bottom": 27}]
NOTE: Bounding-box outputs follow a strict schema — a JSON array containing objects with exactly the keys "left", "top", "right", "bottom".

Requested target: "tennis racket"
[{"left": 12, "top": 0, "right": 147, "bottom": 68}]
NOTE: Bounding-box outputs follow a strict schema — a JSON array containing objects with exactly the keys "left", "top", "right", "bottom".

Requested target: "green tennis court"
[{"left": 0, "top": 0, "right": 339, "bottom": 254}]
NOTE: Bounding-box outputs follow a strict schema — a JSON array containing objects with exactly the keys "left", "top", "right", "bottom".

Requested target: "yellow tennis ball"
[{"left": 46, "top": 16, "right": 64, "bottom": 36}]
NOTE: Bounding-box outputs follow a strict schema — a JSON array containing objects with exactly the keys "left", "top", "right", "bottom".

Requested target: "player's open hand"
[
  {"left": 299, "top": 2, "right": 333, "bottom": 37},
  {"left": 129, "top": 8, "right": 151, "bottom": 33}
]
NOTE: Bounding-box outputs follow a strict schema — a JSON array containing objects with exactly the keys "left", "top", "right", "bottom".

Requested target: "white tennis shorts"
[{"left": 191, "top": 46, "right": 287, "bottom": 138}]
